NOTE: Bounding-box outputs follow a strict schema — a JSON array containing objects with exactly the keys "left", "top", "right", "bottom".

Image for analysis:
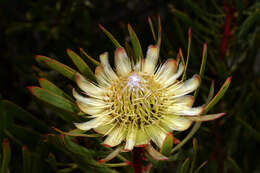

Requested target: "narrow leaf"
[
  {"left": 6, "top": 125, "right": 42, "bottom": 148},
  {"left": 79, "top": 48, "right": 100, "bottom": 66},
  {"left": 194, "top": 161, "right": 208, "bottom": 173},
  {"left": 22, "top": 146, "right": 31, "bottom": 173},
  {"left": 53, "top": 127, "right": 100, "bottom": 138},
  {"left": 99, "top": 24, "right": 122, "bottom": 48},
  {"left": 146, "top": 144, "right": 168, "bottom": 161},
  {"left": 180, "top": 157, "right": 190, "bottom": 173},
  {"left": 1, "top": 138, "right": 11, "bottom": 173},
  {"left": 98, "top": 146, "right": 123, "bottom": 164},
  {"left": 194, "top": 43, "right": 208, "bottom": 100},
  {"left": 157, "top": 15, "right": 162, "bottom": 47},
  {"left": 182, "top": 28, "right": 192, "bottom": 81},
  {"left": 148, "top": 17, "right": 156, "bottom": 41},
  {"left": 171, "top": 122, "right": 201, "bottom": 154},
  {"left": 160, "top": 132, "right": 174, "bottom": 156},
  {"left": 128, "top": 24, "right": 143, "bottom": 60},
  {"left": 35, "top": 55, "right": 77, "bottom": 81},
  {"left": 67, "top": 49, "right": 96, "bottom": 81},
  {"left": 227, "top": 157, "right": 243, "bottom": 173},
  {"left": 28, "top": 86, "right": 79, "bottom": 113},
  {"left": 204, "top": 76, "right": 232, "bottom": 113},
  {"left": 39, "top": 78, "right": 74, "bottom": 102},
  {"left": 205, "top": 80, "right": 215, "bottom": 105},
  {"left": 3, "top": 100, "right": 50, "bottom": 133},
  {"left": 190, "top": 138, "right": 198, "bottom": 173}
]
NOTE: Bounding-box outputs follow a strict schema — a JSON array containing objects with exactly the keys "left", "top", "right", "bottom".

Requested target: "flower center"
[{"left": 108, "top": 73, "right": 164, "bottom": 128}]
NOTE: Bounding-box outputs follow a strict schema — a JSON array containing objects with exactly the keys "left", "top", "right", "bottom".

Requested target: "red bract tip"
[
  {"left": 188, "top": 28, "right": 192, "bottom": 38},
  {"left": 3, "top": 138, "right": 9, "bottom": 144},
  {"left": 97, "top": 159, "right": 106, "bottom": 164},
  {"left": 101, "top": 143, "right": 112, "bottom": 148}
]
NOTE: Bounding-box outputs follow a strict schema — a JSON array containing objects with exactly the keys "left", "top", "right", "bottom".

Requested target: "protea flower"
[{"left": 73, "top": 44, "right": 222, "bottom": 151}]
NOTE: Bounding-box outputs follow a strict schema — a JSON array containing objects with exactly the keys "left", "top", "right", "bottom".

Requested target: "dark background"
[{"left": 0, "top": 0, "right": 259, "bottom": 172}]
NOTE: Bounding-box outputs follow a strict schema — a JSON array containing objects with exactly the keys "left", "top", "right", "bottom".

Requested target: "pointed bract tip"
[
  {"left": 135, "top": 144, "right": 149, "bottom": 148},
  {"left": 101, "top": 143, "right": 113, "bottom": 148},
  {"left": 3, "top": 138, "right": 9, "bottom": 144},
  {"left": 97, "top": 159, "right": 106, "bottom": 164},
  {"left": 227, "top": 76, "right": 232, "bottom": 81},
  {"left": 188, "top": 28, "right": 192, "bottom": 36},
  {"left": 98, "top": 24, "right": 104, "bottom": 29},
  {"left": 27, "top": 86, "right": 37, "bottom": 93},
  {"left": 203, "top": 43, "right": 207, "bottom": 48}
]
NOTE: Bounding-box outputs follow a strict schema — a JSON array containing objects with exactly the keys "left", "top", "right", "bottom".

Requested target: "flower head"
[{"left": 73, "top": 45, "right": 205, "bottom": 151}]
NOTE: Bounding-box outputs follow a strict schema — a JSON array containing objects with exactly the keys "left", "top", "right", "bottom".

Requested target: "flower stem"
[{"left": 133, "top": 147, "right": 144, "bottom": 173}]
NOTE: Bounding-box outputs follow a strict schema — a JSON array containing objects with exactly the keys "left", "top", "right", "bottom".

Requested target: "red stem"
[
  {"left": 133, "top": 147, "right": 144, "bottom": 173},
  {"left": 220, "top": 0, "right": 235, "bottom": 59}
]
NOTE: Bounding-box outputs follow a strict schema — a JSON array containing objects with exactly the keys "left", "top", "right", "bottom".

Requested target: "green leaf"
[
  {"left": 160, "top": 132, "right": 174, "bottom": 156},
  {"left": 28, "top": 86, "right": 79, "bottom": 114},
  {"left": 171, "top": 122, "right": 201, "bottom": 154},
  {"left": 79, "top": 48, "right": 100, "bottom": 66},
  {"left": 46, "top": 153, "right": 58, "bottom": 171},
  {"left": 205, "top": 80, "right": 215, "bottom": 105},
  {"left": 2, "top": 100, "right": 51, "bottom": 133},
  {"left": 190, "top": 138, "right": 198, "bottom": 173},
  {"left": 227, "top": 157, "right": 243, "bottom": 173},
  {"left": 182, "top": 28, "right": 192, "bottom": 81},
  {"left": 35, "top": 55, "right": 77, "bottom": 81},
  {"left": 128, "top": 24, "right": 143, "bottom": 60},
  {"left": 148, "top": 17, "right": 157, "bottom": 41},
  {"left": 237, "top": 118, "right": 260, "bottom": 142},
  {"left": 180, "top": 157, "right": 190, "bottom": 173},
  {"left": 1, "top": 138, "right": 11, "bottom": 173},
  {"left": 194, "top": 43, "right": 208, "bottom": 100},
  {"left": 157, "top": 15, "right": 162, "bottom": 47},
  {"left": 239, "top": 12, "right": 260, "bottom": 39},
  {"left": 194, "top": 161, "right": 207, "bottom": 173},
  {"left": 39, "top": 78, "right": 74, "bottom": 102},
  {"left": 98, "top": 146, "right": 123, "bottom": 164},
  {"left": 22, "top": 146, "right": 32, "bottom": 173},
  {"left": 67, "top": 49, "right": 96, "bottom": 81},
  {"left": 204, "top": 76, "right": 232, "bottom": 113},
  {"left": 63, "top": 136, "right": 95, "bottom": 163},
  {"left": 99, "top": 24, "right": 122, "bottom": 48},
  {"left": 6, "top": 125, "right": 42, "bottom": 148}
]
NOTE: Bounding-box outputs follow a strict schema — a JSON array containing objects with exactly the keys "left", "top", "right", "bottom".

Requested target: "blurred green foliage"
[{"left": 0, "top": 0, "right": 260, "bottom": 172}]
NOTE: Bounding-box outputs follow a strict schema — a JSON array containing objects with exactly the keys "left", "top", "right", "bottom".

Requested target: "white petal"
[
  {"left": 155, "top": 59, "right": 177, "bottom": 84},
  {"left": 94, "top": 123, "right": 114, "bottom": 135},
  {"left": 169, "top": 74, "right": 200, "bottom": 97},
  {"left": 125, "top": 125, "right": 137, "bottom": 151},
  {"left": 75, "top": 73, "right": 105, "bottom": 99},
  {"left": 145, "top": 125, "right": 167, "bottom": 148},
  {"left": 161, "top": 115, "right": 192, "bottom": 131},
  {"left": 187, "top": 113, "right": 225, "bottom": 122},
  {"left": 74, "top": 115, "right": 111, "bottom": 131},
  {"left": 135, "top": 129, "right": 149, "bottom": 147},
  {"left": 95, "top": 66, "right": 111, "bottom": 87},
  {"left": 163, "top": 63, "right": 184, "bottom": 87},
  {"left": 166, "top": 95, "right": 195, "bottom": 114},
  {"left": 173, "top": 95, "right": 195, "bottom": 107},
  {"left": 172, "top": 106, "right": 204, "bottom": 116},
  {"left": 76, "top": 101, "right": 105, "bottom": 115},
  {"left": 102, "top": 125, "right": 126, "bottom": 147},
  {"left": 143, "top": 45, "right": 159, "bottom": 74},
  {"left": 115, "top": 48, "right": 131, "bottom": 76},
  {"left": 73, "top": 89, "right": 108, "bottom": 107},
  {"left": 100, "top": 52, "right": 118, "bottom": 81}
]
